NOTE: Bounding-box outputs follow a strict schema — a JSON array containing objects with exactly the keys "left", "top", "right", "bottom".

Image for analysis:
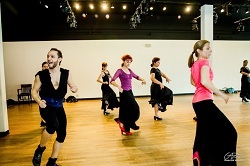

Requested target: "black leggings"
[
  {"left": 193, "top": 100, "right": 237, "bottom": 166},
  {"left": 40, "top": 106, "right": 67, "bottom": 143}
]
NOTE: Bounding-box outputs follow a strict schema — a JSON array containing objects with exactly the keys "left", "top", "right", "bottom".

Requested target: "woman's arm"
[
  {"left": 110, "top": 69, "right": 123, "bottom": 92},
  {"left": 97, "top": 72, "right": 108, "bottom": 84},
  {"left": 201, "top": 66, "right": 229, "bottom": 103},
  {"left": 138, "top": 77, "right": 146, "bottom": 85},
  {"left": 161, "top": 71, "right": 171, "bottom": 83},
  {"left": 130, "top": 69, "right": 146, "bottom": 85}
]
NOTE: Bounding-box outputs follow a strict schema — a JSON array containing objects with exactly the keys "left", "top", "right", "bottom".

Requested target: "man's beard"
[{"left": 49, "top": 61, "right": 58, "bottom": 69}]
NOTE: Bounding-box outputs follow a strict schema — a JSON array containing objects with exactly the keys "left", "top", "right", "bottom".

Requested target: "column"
[{"left": 0, "top": 2, "right": 9, "bottom": 137}]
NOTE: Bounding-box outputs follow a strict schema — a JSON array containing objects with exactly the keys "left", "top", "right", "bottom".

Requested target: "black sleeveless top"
[
  {"left": 37, "top": 68, "right": 69, "bottom": 107},
  {"left": 102, "top": 71, "right": 110, "bottom": 84},
  {"left": 150, "top": 68, "right": 162, "bottom": 84}
]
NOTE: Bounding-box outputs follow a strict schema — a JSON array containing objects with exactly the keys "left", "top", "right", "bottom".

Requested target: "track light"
[
  {"left": 60, "top": 0, "right": 77, "bottom": 28},
  {"left": 129, "top": 17, "right": 137, "bottom": 29},
  {"left": 213, "top": 11, "right": 218, "bottom": 24},
  {"left": 236, "top": 21, "right": 244, "bottom": 31},
  {"left": 245, "top": 8, "right": 249, "bottom": 14},
  {"left": 191, "top": 19, "right": 198, "bottom": 31}
]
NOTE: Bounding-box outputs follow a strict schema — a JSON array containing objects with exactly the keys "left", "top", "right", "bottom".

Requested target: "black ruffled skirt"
[
  {"left": 101, "top": 84, "right": 119, "bottom": 110},
  {"left": 149, "top": 84, "right": 173, "bottom": 111}
]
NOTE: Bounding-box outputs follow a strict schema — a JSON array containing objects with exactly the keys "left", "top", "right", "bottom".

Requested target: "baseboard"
[{"left": 0, "top": 130, "right": 9, "bottom": 138}]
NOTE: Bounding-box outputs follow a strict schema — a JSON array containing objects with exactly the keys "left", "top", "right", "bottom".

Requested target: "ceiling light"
[
  {"left": 82, "top": 13, "right": 87, "bottom": 18},
  {"left": 89, "top": 4, "right": 94, "bottom": 10},
  {"left": 74, "top": 3, "right": 80, "bottom": 10},
  {"left": 123, "top": 5, "right": 127, "bottom": 10},
  {"left": 105, "top": 14, "right": 110, "bottom": 19},
  {"left": 185, "top": 6, "right": 191, "bottom": 12},
  {"left": 150, "top": 6, "right": 153, "bottom": 10},
  {"left": 102, "top": 3, "right": 108, "bottom": 11},
  {"left": 163, "top": 6, "right": 166, "bottom": 11},
  {"left": 111, "top": 4, "right": 114, "bottom": 9}
]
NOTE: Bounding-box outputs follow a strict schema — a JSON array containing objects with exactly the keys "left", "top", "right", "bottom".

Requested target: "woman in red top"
[{"left": 188, "top": 40, "right": 237, "bottom": 166}]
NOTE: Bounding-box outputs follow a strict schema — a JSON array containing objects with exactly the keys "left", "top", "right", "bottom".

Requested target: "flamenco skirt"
[
  {"left": 149, "top": 84, "right": 173, "bottom": 111},
  {"left": 119, "top": 90, "right": 140, "bottom": 131},
  {"left": 101, "top": 85, "right": 119, "bottom": 110}
]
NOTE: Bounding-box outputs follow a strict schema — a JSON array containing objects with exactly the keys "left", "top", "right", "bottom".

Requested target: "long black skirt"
[
  {"left": 119, "top": 90, "right": 140, "bottom": 131},
  {"left": 101, "top": 84, "right": 119, "bottom": 110},
  {"left": 193, "top": 100, "right": 237, "bottom": 166},
  {"left": 149, "top": 84, "right": 173, "bottom": 111},
  {"left": 240, "top": 77, "right": 250, "bottom": 99}
]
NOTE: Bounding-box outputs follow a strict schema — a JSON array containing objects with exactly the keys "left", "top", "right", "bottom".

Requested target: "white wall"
[{"left": 3, "top": 40, "right": 250, "bottom": 100}]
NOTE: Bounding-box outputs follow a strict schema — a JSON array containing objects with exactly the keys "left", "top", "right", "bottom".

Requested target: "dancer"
[
  {"left": 97, "top": 62, "right": 119, "bottom": 115},
  {"left": 37, "top": 61, "right": 49, "bottom": 127},
  {"left": 188, "top": 40, "right": 237, "bottom": 166},
  {"left": 240, "top": 60, "right": 250, "bottom": 102},
  {"left": 149, "top": 57, "right": 173, "bottom": 120},
  {"left": 110, "top": 54, "right": 146, "bottom": 135},
  {"left": 31, "top": 48, "right": 78, "bottom": 166}
]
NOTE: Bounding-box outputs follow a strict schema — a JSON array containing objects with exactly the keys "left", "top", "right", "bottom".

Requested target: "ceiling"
[{"left": 1, "top": 0, "right": 250, "bottom": 41}]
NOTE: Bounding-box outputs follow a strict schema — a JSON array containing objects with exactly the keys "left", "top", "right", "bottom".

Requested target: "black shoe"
[
  {"left": 46, "top": 158, "right": 58, "bottom": 166},
  {"left": 154, "top": 116, "right": 162, "bottom": 121},
  {"left": 242, "top": 97, "right": 249, "bottom": 102},
  {"left": 131, "top": 124, "right": 140, "bottom": 130},
  {"left": 32, "top": 145, "right": 46, "bottom": 166},
  {"left": 103, "top": 111, "right": 110, "bottom": 115},
  {"left": 40, "top": 121, "right": 46, "bottom": 127}
]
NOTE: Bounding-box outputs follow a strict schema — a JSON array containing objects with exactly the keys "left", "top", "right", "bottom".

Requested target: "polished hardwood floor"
[{"left": 0, "top": 94, "right": 250, "bottom": 166}]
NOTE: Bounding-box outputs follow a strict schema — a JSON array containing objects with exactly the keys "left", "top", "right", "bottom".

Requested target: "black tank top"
[
  {"left": 37, "top": 68, "right": 69, "bottom": 106},
  {"left": 102, "top": 71, "right": 110, "bottom": 84}
]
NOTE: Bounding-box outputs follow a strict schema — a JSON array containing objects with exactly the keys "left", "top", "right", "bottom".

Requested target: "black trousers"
[
  {"left": 193, "top": 100, "right": 237, "bottom": 166},
  {"left": 119, "top": 90, "right": 140, "bottom": 132}
]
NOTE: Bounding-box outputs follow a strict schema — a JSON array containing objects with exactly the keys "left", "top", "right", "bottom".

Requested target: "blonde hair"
[{"left": 188, "top": 40, "right": 210, "bottom": 68}]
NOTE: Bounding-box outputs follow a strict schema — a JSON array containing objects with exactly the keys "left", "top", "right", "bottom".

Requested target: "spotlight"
[{"left": 192, "top": 19, "right": 198, "bottom": 31}]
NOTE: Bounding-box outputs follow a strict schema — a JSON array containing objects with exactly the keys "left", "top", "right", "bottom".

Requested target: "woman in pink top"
[
  {"left": 188, "top": 40, "right": 237, "bottom": 166},
  {"left": 111, "top": 54, "right": 146, "bottom": 135}
]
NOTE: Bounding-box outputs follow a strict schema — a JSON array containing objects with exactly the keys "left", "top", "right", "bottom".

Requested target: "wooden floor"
[{"left": 0, "top": 94, "right": 250, "bottom": 166}]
